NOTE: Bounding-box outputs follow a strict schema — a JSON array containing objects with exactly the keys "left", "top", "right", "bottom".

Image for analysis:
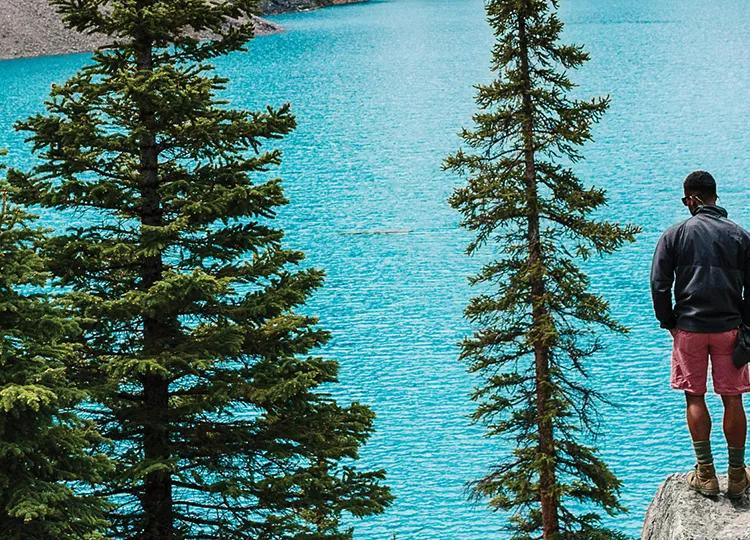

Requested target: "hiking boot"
[
  {"left": 687, "top": 463, "right": 720, "bottom": 496},
  {"left": 726, "top": 466, "right": 750, "bottom": 500}
]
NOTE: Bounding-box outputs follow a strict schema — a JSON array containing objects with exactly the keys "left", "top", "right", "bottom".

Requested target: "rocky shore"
[
  {"left": 260, "top": 0, "right": 364, "bottom": 14},
  {"left": 0, "top": 0, "right": 364, "bottom": 60}
]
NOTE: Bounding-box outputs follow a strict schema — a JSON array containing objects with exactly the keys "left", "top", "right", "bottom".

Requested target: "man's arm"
[{"left": 650, "top": 231, "right": 677, "bottom": 330}]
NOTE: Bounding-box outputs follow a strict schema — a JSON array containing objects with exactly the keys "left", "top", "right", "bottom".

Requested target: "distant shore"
[{"left": 0, "top": 0, "right": 365, "bottom": 60}]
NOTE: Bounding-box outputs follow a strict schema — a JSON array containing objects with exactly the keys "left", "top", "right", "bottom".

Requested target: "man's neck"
[{"left": 694, "top": 204, "right": 728, "bottom": 218}]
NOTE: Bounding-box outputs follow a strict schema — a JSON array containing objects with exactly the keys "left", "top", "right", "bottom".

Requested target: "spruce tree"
[
  {"left": 9, "top": 2, "right": 391, "bottom": 538},
  {"left": 445, "top": 1, "right": 639, "bottom": 538},
  {"left": 0, "top": 150, "right": 110, "bottom": 539}
]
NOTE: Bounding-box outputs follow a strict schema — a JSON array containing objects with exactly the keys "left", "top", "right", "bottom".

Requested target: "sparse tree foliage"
[{"left": 445, "top": 1, "right": 639, "bottom": 538}]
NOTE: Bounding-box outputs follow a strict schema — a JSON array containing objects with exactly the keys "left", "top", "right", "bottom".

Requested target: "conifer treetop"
[{"left": 52, "top": 0, "right": 258, "bottom": 59}]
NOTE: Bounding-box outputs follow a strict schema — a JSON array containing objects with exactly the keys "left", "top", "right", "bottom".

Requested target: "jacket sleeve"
[
  {"left": 650, "top": 231, "right": 677, "bottom": 329},
  {"left": 743, "top": 234, "right": 750, "bottom": 326}
]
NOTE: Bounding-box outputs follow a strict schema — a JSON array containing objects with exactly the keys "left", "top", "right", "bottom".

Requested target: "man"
[{"left": 651, "top": 170, "right": 750, "bottom": 498}]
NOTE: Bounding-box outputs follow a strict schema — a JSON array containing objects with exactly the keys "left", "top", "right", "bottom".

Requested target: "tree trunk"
[
  {"left": 517, "top": 8, "right": 559, "bottom": 538},
  {"left": 134, "top": 20, "right": 174, "bottom": 539}
]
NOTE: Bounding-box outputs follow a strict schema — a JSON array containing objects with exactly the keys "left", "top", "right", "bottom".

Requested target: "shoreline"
[{"left": 0, "top": 0, "right": 366, "bottom": 61}]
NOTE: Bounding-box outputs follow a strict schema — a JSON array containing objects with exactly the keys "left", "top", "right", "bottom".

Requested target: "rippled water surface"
[{"left": 3, "top": 0, "right": 750, "bottom": 537}]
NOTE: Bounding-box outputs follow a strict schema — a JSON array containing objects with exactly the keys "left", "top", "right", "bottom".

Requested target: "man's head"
[{"left": 683, "top": 170, "right": 717, "bottom": 215}]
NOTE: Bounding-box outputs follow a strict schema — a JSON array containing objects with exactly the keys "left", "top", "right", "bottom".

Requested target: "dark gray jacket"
[{"left": 650, "top": 205, "right": 750, "bottom": 332}]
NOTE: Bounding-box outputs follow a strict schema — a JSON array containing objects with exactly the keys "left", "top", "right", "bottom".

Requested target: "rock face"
[
  {"left": 0, "top": 0, "right": 365, "bottom": 60},
  {"left": 642, "top": 473, "right": 750, "bottom": 540}
]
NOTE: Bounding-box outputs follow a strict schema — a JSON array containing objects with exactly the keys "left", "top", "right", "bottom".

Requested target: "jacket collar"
[{"left": 695, "top": 204, "right": 728, "bottom": 218}]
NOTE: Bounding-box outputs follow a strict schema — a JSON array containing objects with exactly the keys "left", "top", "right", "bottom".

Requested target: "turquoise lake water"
[{"left": 3, "top": 0, "right": 750, "bottom": 537}]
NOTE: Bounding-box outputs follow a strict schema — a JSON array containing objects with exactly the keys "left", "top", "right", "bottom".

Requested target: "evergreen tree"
[
  {"left": 0, "top": 149, "right": 110, "bottom": 539},
  {"left": 445, "top": 1, "right": 639, "bottom": 538},
  {"left": 9, "top": 2, "right": 391, "bottom": 538}
]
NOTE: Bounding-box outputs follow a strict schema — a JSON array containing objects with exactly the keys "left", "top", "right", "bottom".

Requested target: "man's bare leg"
[
  {"left": 686, "top": 393, "right": 715, "bottom": 467},
  {"left": 721, "top": 394, "right": 746, "bottom": 468},
  {"left": 721, "top": 394, "right": 750, "bottom": 498},
  {"left": 721, "top": 395, "right": 747, "bottom": 448},
  {"left": 686, "top": 393, "right": 711, "bottom": 442},
  {"left": 684, "top": 393, "right": 719, "bottom": 495}
]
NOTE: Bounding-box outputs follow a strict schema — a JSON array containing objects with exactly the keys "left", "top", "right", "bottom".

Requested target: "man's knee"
[
  {"left": 686, "top": 392, "right": 707, "bottom": 404},
  {"left": 721, "top": 394, "right": 745, "bottom": 409}
]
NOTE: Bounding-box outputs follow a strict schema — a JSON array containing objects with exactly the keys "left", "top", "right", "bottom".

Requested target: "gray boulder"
[{"left": 642, "top": 473, "right": 750, "bottom": 539}]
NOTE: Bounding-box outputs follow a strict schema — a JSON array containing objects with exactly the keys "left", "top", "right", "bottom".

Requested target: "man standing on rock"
[{"left": 651, "top": 170, "right": 750, "bottom": 498}]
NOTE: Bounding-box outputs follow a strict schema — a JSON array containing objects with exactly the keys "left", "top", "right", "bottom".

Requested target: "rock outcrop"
[{"left": 642, "top": 473, "right": 750, "bottom": 540}]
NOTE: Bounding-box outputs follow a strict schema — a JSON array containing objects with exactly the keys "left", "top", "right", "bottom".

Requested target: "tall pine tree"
[
  {"left": 0, "top": 149, "right": 110, "bottom": 539},
  {"left": 9, "top": 2, "right": 391, "bottom": 538},
  {"left": 445, "top": 1, "right": 639, "bottom": 538}
]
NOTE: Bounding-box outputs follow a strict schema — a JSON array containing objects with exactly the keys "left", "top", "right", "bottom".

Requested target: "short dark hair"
[{"left": 684, "top": 170, "right": 717, "bottom": 199}]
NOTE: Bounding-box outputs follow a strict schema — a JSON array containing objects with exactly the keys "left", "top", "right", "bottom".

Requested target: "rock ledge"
[{"left": 642, "top": 473, "right": 750, "bottom": 540}]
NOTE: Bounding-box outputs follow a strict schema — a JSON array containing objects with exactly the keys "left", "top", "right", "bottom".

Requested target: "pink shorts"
[{"left": 671, "top": 328, "right": 750, "bottom": 395}]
